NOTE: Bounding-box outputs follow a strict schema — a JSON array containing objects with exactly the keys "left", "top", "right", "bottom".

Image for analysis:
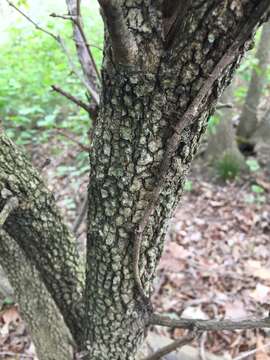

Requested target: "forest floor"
[{"left": 1, "top": 139, "right": 270, "bottom": 360}]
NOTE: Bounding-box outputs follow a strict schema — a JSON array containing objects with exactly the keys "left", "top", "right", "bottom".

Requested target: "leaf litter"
[{"left": 1, "top": 140, "right": 270, "bottom": 359}]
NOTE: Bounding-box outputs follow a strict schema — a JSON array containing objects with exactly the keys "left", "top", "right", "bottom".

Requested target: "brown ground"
[{"left": 1, "top": 137, "right": 270, "bottom": 359}]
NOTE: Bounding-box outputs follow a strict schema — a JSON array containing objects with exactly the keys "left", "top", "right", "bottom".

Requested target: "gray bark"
[
  {"left": 0, "top": 131, "right": 85, "bottom": 345},
  {"left": 0, "top": 1, "right": 269, "bottom": 359},
  {"left": 237, "top": 21, "right": 270, "bottom": 139},
  {"left": 0, "top": 229, "right": 74, "bottom": 360},
  {"left": 84, "top": 1, "right": 270, "bottom": 359}
]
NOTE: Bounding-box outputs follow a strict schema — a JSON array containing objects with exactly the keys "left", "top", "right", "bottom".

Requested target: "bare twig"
[
  {"left": 40, "top": 158, "right": 51, "bottom": 170},
  {"left": 73, "top": 196, "right": 88, "bottom": 233},
  {"left": 0, "top": 190, "right": 18, "bottom": 227},
  {"left": 65, "top": 0, "right": 101, "bottom": 86},
  {"left": 143, "top": 331, "right": 198, "bottom": 360},
  {"left": 132, "top": 0, "right": 270, "bottom": 301},
  {"left": 233, "top": 342, "right": 270, "bottom": 360},
  {"left": 53, "top": 128, "right": 90, "bottom": 152},
  {"left": 216, "top": 103, "right": 233, "bottom": 110},
  {"left": 51, "top": 85, "right": 95, "bottom": 114},
  {"left": 58, "top": 36, "right": 100, "bottom": 104},
  {"left": 7, "top": 1, "right": 100, "bottom": 105},
  {"left": 151, "top": 313, "right": 270, "bottom": 332},
  {"left": 0, "top": 352, "right": 34, "bottom": 359},
  {"left": 199, "top": 332, "right": 207, "bottom": 360},
  {"left": 6, "top": 1, "right": 58, "bottom": 40}
]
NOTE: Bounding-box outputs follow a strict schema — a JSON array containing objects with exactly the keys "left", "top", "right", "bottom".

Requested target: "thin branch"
[
  {"left": 51, "top": 85, "right": 96, "bottom": 115},
  {"left": 151, "top": 313, "right": 270, "bottom": 332},
  {"left": 199, "top": 332, "right": 207, "bottom": 360},
  {"left": 53, "top": 128, "right": 90, "bottom": 152},
  {"left": 6, "top": 1, "right": 58, "bottom": 40},
  {"left": 0, "top": 351, "right": 34, "bottom": 359},
  {"left": 0, "top": 190, "right": 18, "bottom": 227},
  {"left": 216, "top": 103, "right": 233, "bottom": 110},
  {"left": 233, "top": 342, "right": 270, "bottom": 360},
  {"left": 132, "top": 0, "right": 270, "bottom": 301},
  {"left": 76, "top": 0, "right": 81, "bottom": 17},
  {"left": 7, "top": 1, "right": 100, "bottom": 105},
  {"left": 72, "top": 17, "right": 101, "bottom": 83},
  {"left": 65, "top": 0, "right": 101, "bottom": 86},
  {"left": 73, "top": 196, "right": 88, "bottom": 234},
  {"left": 143, "top": 331, "right": 198, "bottom": 360},
  {"left": 58, "top": 36, "right": 100, "bottom": 104}
]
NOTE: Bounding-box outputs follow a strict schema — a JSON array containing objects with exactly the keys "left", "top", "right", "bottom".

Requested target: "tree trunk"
[
  {"left": 0, "top": 1, "right": 269, "bottom": 360},
  {"left": 237, "top": 21, "right": 270, "bottom": 139},
  {"left": 84, "top": 1, "right": 270, "bottom": 359},
  {"left": 206, "top": 85, "right": 246, "bottom": 171}
]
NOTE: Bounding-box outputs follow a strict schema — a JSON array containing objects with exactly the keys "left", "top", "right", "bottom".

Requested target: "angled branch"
[
  {"left": 0, "top": 133, "right": 85, "bottom": 345},
  {"left": 133, "top": 0, "right": 270, "bottom": 301},
  {"left": 0, "top": 190, "right": 18, "bottom": 227},
  {"left": 53, "top": 128, "right": 90, "bottom": 152},
  {"left": 73, "top": 196, "right": 88, "bottom": 234},
  {"left": 143, "top": 331, "right": 198, "bottom": 360},
  {"left": 65, "top": 0, "right": 101, "bottom": 88},
  {"left": 6, "top": 1, "right": 58, "bottom": 40},
  {"left": 0, "top": 229, "right": 74, "bottom": 360},
  {"left": 51, "top": 84, "right": 98, "bottom": 116},
  {"left": 150, "top": 313, "right": 270, "bottom": 332},
  {"left": 7, "top": 1, "right": 99, "bottom": 105}
]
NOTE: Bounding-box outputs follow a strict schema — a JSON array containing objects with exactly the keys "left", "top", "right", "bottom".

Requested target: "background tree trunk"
[
  {"left": 237, "top": 21, "right": 270, "bottom": 139},
  {"left": 206, "top": 85, "right": 246, "bottom": 171}
]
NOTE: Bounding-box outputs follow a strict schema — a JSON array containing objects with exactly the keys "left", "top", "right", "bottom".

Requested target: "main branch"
[{"left": 0, "top": 132, "right": 85, "bottom": 344}]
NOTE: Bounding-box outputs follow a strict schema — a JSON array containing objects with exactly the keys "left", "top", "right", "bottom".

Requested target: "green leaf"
[
  {"left": 184, "top": 180, "right": 193, "bottom": 192},
  {"left": 251, "top": 184, "right": 264, "bottom": 194},
  {"left": 246, "top": 159, "right": 260, "bottom": 172}
]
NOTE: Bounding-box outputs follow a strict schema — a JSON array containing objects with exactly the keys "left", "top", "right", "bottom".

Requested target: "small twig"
[
  {"left": 7, "top": 1, "right": 100, "bottom": 105},
  {"left": 199, "top": 332, "right": 207, "bottom": 360},
  {"left": 58, "top": 36, "right": 100, "bottom": 104},
  {"left": 65, "top": 0, "right": 101, "bottom": 85},
  {"left": 233, "top": 342, "right": 270, "bottom": 360},
  {"left": 51, "top": 85, "right": 95, "bottom": 114},
  {"left": 53, "top": 129, "right": 90, "bottom": 152},
  {"left": 73, "top": 196, "right": 88, "bottom": 234},
  {"left": 73, "top": 17, "right": 101, "bottom": 83},
  {"left": 76, "top": 0, "right": 81, "bottom": 17},
  {"left": 143, "top": 331, "right": 198, "bottom": 360},
  {"left": 216, "top": 103, "right": 233, "bottom": 109},
  {"left": 0, "top": 190, "right": 18, "bottom": 227},
  {"left": 151, "top": 313, "right": 270, "bottom": 332},
  {"left": 6, "top": 1, "right": 58, "bottom": 40},
  {"left": 0, "top": 351, "right": 34, "bottom": 359},
  {"left": 50, "top": 12, "right": 76, "bottom": 20},
  {"left": 40, "top": 158, "right": 51, "bottom": 170}
]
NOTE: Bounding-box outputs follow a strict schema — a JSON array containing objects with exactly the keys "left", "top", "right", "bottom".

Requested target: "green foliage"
[
  {"left": 245, "top": 184, "right": 266, "bottom": 204},
  {"left": 207, "top": 114, "right": 220, "bottom": 134},
  {"left": 0, "top": 10, "right": 103, "bottom": 146},
  {"left": 251, "top": 184, "right": 264, "bottom": 194},
  {"left": 184, "top": 180, "right": 193, "bottom": 192},
  {"left": 246, "top": 158, "right": 260, "bottom": 172},
  {"left": 215, "top": 152, "right": 241, "bottom": 181}
]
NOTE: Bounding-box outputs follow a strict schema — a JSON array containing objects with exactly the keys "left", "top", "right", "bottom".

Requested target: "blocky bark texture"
[{"left": 0, "top": 1, "right": 269, "bottom": 359}]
